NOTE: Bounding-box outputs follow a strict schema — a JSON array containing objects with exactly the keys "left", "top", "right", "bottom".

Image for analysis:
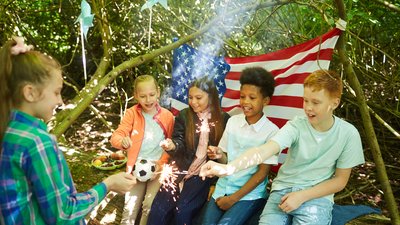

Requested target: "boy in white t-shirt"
[{"left": 200, "top": 70, "right": 365, "bottom": 225}]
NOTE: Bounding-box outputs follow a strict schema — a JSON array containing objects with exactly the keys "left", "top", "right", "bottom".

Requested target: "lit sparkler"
[{"left": 158, "top": 162, "right": 187, "bottom": 194}]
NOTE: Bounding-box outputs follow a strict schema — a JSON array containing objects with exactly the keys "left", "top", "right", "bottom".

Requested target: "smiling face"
[
  {"left": 188, "top": 86, "right": 210, "bottom": 113},
  {"left": 240, "top": 84, "right": 269, "bottom": 124},
  {"left": 303, "top": 87, "right": 339, "bottom": 132},
  {"left": 134, "top": 80, "right": 160, "bottom": 115}
]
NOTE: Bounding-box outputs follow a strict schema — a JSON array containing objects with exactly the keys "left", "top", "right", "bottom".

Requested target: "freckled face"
[{"left": 188, "top": 86, "right": 209, "bottom": 113}]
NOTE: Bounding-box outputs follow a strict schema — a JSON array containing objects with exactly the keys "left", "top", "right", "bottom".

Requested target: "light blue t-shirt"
[
  {"left": 137, "top": 112, "right": 165, "bottom": 162},
  {"left": 213, "top": 114, "right": 279, "bottom": 201},
  {"left": 271, "top": 116, "right": 365, "bottom": 202}
]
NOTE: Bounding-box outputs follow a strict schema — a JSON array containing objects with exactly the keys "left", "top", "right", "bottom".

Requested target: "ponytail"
[{"left": 0, "top": 39, "right": 16, "bottom": 144}]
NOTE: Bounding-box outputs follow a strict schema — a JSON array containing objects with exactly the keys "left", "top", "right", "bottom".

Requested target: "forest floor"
[{"left": 60, "top": 93, "right": 398, "bottom": 225}]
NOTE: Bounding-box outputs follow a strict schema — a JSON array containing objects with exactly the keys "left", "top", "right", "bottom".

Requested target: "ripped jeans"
[{"left": 259, "top": 187, "right": 333, "bottom": 225}]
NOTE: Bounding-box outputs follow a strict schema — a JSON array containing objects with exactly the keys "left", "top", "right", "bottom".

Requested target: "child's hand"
[
  {"left": 278, "top": 191, "right": 306, "bottom": 213},
  {"left": 199, "top": 161, "right": 234, "bottom": 179},
  {"left": 150, "top": 163, "right": 162, "bottom": 181},
  {"left": 207, "top": 146, "right": 223, "bottom": 159},
  {"left": 159, "top": 138, "right": 175, "bottom": 151},
  {"left": 216, "top": 195, "right": 238, "bottom": 211},
  {"left": 103, "top": 172, "right": 136, "bottom": 194},
  {"left": 121, "top": 137, "right": 132, "bottom": 149}
]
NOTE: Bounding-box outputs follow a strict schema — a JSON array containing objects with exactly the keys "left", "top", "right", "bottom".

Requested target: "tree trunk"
[{"left": 334, "top": 0, "right": 400, "bottom": 224}]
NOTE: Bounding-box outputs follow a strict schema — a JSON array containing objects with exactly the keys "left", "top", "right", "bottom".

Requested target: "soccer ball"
[{"left": 133, "top": 158, "right": 156, "bottom": 182}]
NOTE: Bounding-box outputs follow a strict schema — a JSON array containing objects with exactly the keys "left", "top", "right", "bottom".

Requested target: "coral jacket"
[{"left": 110, "top": 104, "right": 174, "bottom": 174}]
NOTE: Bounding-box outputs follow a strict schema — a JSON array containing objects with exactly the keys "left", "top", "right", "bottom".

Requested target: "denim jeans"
[
  {"left": 201, "top": 197, "right": 266, "bottom": 225},
  {"left": 259, "top": 187, "right": 333, "bottom": 225}
]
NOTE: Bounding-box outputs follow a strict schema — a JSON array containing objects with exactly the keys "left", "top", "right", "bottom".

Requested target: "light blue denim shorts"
[{"left": 259, "top": 187, "right": 333, "bottom": 225}]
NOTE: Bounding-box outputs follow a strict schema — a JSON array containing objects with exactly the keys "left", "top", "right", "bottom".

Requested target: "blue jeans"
[
  {"left": 259, "top": 187, "right": 333, "bottom": 225},
  {"left": 202, "top": 197, "right": 266, "bottom": 225}
]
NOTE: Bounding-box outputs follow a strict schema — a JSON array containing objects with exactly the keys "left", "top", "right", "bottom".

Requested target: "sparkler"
[{"left": 157, "top": 162, "right": 187, "bottom": 195}]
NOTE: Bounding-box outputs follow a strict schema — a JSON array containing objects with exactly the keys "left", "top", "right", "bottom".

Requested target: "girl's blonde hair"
[
  {"left": 133, "top": 75, "right": 159, "bottom": 94},
  {"left": 0, "top": 38, "right": 61, "bottom": 143}
]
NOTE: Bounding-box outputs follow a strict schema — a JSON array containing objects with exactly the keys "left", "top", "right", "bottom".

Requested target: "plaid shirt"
[{"left": 0, "top": 110, "right": 107, "bottom": 224}]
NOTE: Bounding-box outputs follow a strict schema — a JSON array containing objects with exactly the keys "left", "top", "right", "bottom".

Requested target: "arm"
[
  {"left": 279, "top": 167, "right": 352, "bottom": 213},
  {"left": 161, "top": 111, "right": 186, "bottom": 156},
  {"left": 207, "top": 127, "right": 228, "bottom": 163},
  {"left": 110, "top": 108, "right": 134, "bottom": 150},
  {"left": 216, "top": 164, "right": 270, "bottom": 210},
  {"left": 157, "top": 113, "right": 175, "bottom": 165},
  {"left": 30, "top": 136, "right": 136, "bottom": 224},
  {"left": 207, "top": 146, "right": 227, "bottom": 163},
  {"left": 200, "top": 140, "right": 281, "bottom": 178}
]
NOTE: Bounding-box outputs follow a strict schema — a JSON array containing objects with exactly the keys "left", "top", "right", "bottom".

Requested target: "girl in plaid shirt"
[{"left": 0, "top": 37, "right": 136, "bottom": 224}]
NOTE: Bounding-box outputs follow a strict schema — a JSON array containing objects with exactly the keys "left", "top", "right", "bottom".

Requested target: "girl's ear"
[{"left": 22, "top": 84, "right": 39, "bottom": 102}]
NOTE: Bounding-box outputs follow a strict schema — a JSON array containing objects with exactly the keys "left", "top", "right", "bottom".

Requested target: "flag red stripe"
[
  {"left": 275, "top": 73, "right": 309, "bottom": 85},
  {"left": 269, "top": 118, "right": 291, "bottom": 129},
  {"left": 223, "top": 89, "right": 240, "bottom": 99},
  {"left": 269, "top": 96, "right": 303, "bottom": 108}
]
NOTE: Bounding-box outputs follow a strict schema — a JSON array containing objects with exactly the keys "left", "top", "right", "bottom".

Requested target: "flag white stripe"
[
  {"left": 171, "top": 99, "right": 187, "bottom": 111},
  {"left": 263, "top": 105, "right": 305, "bottom": 120}
]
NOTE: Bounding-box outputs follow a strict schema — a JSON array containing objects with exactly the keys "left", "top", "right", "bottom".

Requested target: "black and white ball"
[{"left": 133, "top": 158, "right": 156, "bottom": 182}]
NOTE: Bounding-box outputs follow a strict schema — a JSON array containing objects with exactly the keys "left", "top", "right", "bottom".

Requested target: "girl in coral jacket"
[{"left": 110, "top": 75, "right": 174, "bottom": 225}]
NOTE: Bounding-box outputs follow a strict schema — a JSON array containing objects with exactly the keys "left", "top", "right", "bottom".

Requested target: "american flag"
[
  {"left": 170, "top": 43, "right": 230, "bottom": 115},
  {"left": 170, "top": 26, "right": 343, "bottom": 171}
]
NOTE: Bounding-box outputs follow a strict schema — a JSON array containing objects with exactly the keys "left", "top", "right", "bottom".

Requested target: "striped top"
[{"left": 0, "top": 110, "right": 107, "bottom": 224}]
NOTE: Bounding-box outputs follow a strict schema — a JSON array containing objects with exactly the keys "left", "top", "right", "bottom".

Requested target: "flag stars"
[
  {"left": 182, "top": 51, "right": 187, "bottom": 57},
  {"left": 172, "top": 43, "right": 228, "bottom": 105},
  {"left": 213, "top": 67, "right": 218, "bottom": 73}
]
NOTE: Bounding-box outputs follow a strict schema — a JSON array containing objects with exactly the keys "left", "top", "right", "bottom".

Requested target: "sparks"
[{"left": 158, "top": 162, "right": 187, "bottom": 194}]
